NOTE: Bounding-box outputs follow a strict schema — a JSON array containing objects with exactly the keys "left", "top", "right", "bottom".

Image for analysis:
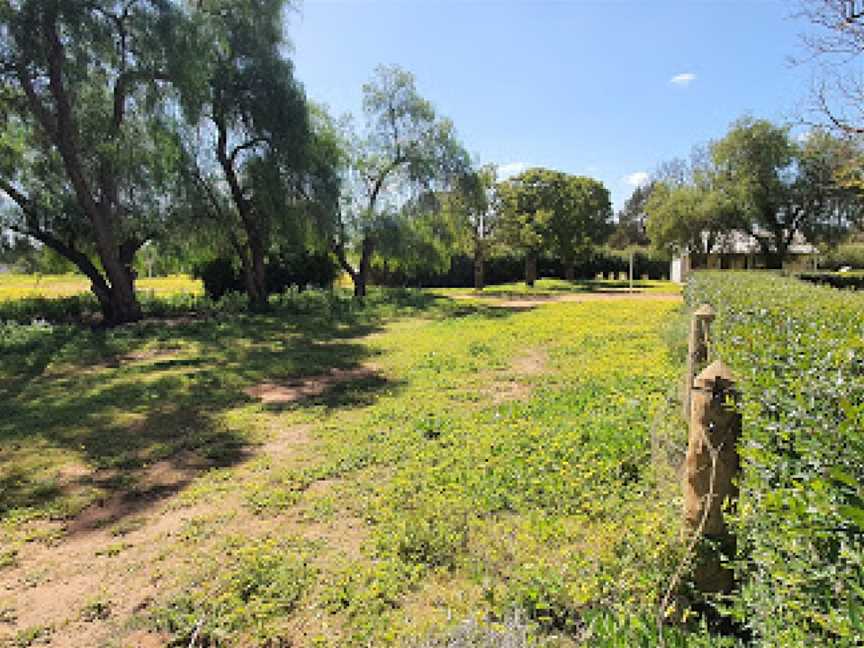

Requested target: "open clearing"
[{"left": 0, "top": 283, "right": 689, "bottom": 647}]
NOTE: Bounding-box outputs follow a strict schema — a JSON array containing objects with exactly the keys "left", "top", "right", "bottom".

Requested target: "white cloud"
[
  {"left": 624, "top": 171, "right": 650, "bottom": 187},
  {"left": 497, "top": 162, "right": 529, "bottom": 180},
  {"left": 669, "top": 72, "right": 697, "bottom": 87}
]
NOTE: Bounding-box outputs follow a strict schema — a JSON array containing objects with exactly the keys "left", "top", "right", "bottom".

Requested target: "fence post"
[
  {"left": 683, "top": 304, "right": 716, "bottom": 420},
  {"left": 683, "top": 360, "right": 741, "bottom": 594}
]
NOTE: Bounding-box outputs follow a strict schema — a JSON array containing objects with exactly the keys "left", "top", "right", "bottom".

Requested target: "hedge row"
[
  {"left": 370, "top": 247, "right": 670, "bottom": 288},
  {"left": 798, "top": 271, "right": 864, "bottom": 291},
  {"left": 686, "top": 271, "right": 864, "bottom": 646}
]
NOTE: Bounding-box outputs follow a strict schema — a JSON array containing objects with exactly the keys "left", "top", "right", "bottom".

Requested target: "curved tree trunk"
[{"left": 525, "top": 254, "right": 538, "bottom": 287}]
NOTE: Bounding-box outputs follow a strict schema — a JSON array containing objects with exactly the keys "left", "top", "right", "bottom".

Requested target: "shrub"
[
  {"left": 193, "top": 258, "right": 244, "bottom": 300},
  {"left": 686, "top": 271, "right": 864, "bottom": 646},
  {"left": 194, "top": 251, "right": 341, "bottom": 300},
  {"left": 798, "top": 271, "right": 864, "bottom": 291}
]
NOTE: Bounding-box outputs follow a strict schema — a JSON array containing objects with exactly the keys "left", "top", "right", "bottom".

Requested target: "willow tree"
[
  {"left": 178, "top": 0, "right": 333, "bottom": 309},
  {"left": 0, "top": 0, "right": 191, "bottom": 324},
  {"left": 334, "top": 65, "right": 468, "bottom": 298}
]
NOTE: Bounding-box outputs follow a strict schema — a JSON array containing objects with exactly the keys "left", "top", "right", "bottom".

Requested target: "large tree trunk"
[
  {"left": 525, "top": 254, "right": 538, "bottom": 287},
  {"left": 248, "top": 233, "right": 269, "bottom": 310},
  {"left": 25, "top": 225, "right": 140, "bottom": 325},
  {"left": 354, "top": 236, "right": 375, "bottom": 298}
]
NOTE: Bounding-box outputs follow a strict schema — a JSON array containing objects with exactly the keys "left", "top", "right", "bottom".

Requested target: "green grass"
[
  {"left": 0, "top": 285, "right": 721, "bottom": 647},
  {"left": 434, "top": 278, "right": 681, "bottom": 298}
]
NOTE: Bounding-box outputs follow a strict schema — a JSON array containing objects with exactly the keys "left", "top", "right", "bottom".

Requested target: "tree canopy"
[
  {"left": 0, "top": 0, "right": 193, "bottom": 323},
  {"left": 497, "top": 168, "right": 611, "bottom": 284},
  {"left": 646, "top": 117, "right": 864, "bottom": 265},
  {"left": 333, "top": 65, "right": 469, "bottom": 297}
]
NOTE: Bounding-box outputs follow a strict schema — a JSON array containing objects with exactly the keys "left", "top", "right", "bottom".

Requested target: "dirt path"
[
  {"left": 0, "top": 368, "right": 379, "bottom": 648},
  {"left": 452, "top": 291, "right": 682, "bottom": 309}
]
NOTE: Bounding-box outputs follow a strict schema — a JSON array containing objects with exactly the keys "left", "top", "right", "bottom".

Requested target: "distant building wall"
[{"left": 670, "top": 252, "right": 816, "bottom": 283}]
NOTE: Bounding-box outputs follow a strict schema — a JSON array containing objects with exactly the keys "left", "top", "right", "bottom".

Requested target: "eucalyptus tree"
[
  {"left": 334, "top": 65, "right": 469, "bottom": 298},
  {"left": 447, "top": 164, "right": 498, "bottom": 290},
  {"left": 0, "top": 0, "right": 191, "bottom": 324},
  {"left": 179, "top": 0, "right": 335, "bottom": 309}
]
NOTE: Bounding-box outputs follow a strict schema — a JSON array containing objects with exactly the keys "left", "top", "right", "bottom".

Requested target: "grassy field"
[
  {"left": 0, "top": 274, "right": 203, "bottom": 302},
  {"left": 0, "top": 281, "right": 714, "bottom": 647}
]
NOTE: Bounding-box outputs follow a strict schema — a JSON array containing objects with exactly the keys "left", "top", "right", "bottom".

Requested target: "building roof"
[{"left": 697, "top": 229, "right": 817, "bottom": 255}]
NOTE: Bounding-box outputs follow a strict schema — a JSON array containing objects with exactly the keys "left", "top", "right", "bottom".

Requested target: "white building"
[{"left": 670, "top": 230, "right": 818, "bottom": 283}]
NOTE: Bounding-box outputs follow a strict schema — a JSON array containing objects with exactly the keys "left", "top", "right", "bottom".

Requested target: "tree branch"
[{"left": 228, "top": 136, "right": 270, "bottom": 168}]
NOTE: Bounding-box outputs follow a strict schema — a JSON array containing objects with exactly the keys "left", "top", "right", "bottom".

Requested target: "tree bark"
[
  {"left": 215, "top": 118, "right": 270, "bottom": 310},
  {"left": 354, "top": 236, "right": 374, "bottom": 298},
  {"left": 525, "top": 254, "right": 538, "bottom": 287},
  {"left": 27, "top": 14, "right": 142, "bottom": 325},
  {"left": 473, "top": 246, "right": 485, "bottom": 291}
]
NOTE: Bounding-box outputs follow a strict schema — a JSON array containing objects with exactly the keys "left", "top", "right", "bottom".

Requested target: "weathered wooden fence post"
[
  {"left": 683, "top": 304, "right": 716, "bottom": 420},
  {"left": 683, "top": 360, "right": 741, "bottom": 594}
]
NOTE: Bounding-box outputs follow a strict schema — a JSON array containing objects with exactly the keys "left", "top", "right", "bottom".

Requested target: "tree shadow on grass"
[
  {"left": 0, "top": 320, "right": 387, "bottom": 535},
  {"left": 0, "top": 290, "right": 522, "bottom": 533}
]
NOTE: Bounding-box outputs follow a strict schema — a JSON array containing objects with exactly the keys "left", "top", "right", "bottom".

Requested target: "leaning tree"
[
  {"left": 178, "top": 0, "right": 337, "bottom": 309},
  {"left": 334, "top": 65, "right": 469, "bottom": 298},
  {"left": 0, "top": 0, "right": 193, "bottom": 324}
]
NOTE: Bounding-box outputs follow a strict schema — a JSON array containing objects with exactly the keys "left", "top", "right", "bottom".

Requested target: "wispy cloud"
[
  {"left": 669, "top": 72, "right": 697, "bottom": 87},
  {"left": 497, "top": 162, "right": 529, "bottom": 180},
  {"left": 624, "top": 171, "right": 650, "bottom": 187}
]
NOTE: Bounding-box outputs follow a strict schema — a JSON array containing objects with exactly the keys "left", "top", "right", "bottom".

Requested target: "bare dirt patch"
[
  {"left": 260, "top": 423, "right": 314, "bottom": 458},
  {"left": 511, "top": 348, "right": 548, "bottom": 376},
  {"left": 485, "top": 348, "right": 550, "bottom": 404},
  {"left": 65, "top": 452, "right": 208, "bottom": 536},
  {"left": 245, "top": 365, "right": 380, "bottom": 405}
]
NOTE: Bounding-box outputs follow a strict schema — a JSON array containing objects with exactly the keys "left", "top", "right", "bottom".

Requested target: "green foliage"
[
  {"left": 687, "top": 271, "right": 864, "bottom": 646},
  {"left": 0, "top": 0, "right": 194, "bottom": 322},
  {"left": 336, "top": 64, "right": 469, "bottom": 296},
  {"left": 818, "top": 243, "right": 864, "bottom": 270},
  {"left": 151, "top": 537, "right": 312, "bottom": 645},
  {"left": 647, "top": 119, "right": 864, "bottom": 263},
  {"left": 610, "top": 182, "right": 654, "bottom": 249},
  {"left": 497, "top": 168, "right": 612, "bottom": 274}
]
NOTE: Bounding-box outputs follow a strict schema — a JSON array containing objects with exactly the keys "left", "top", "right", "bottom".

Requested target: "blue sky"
[{"left": 288, "top": 1, "right": 816, "bottom": 210}]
